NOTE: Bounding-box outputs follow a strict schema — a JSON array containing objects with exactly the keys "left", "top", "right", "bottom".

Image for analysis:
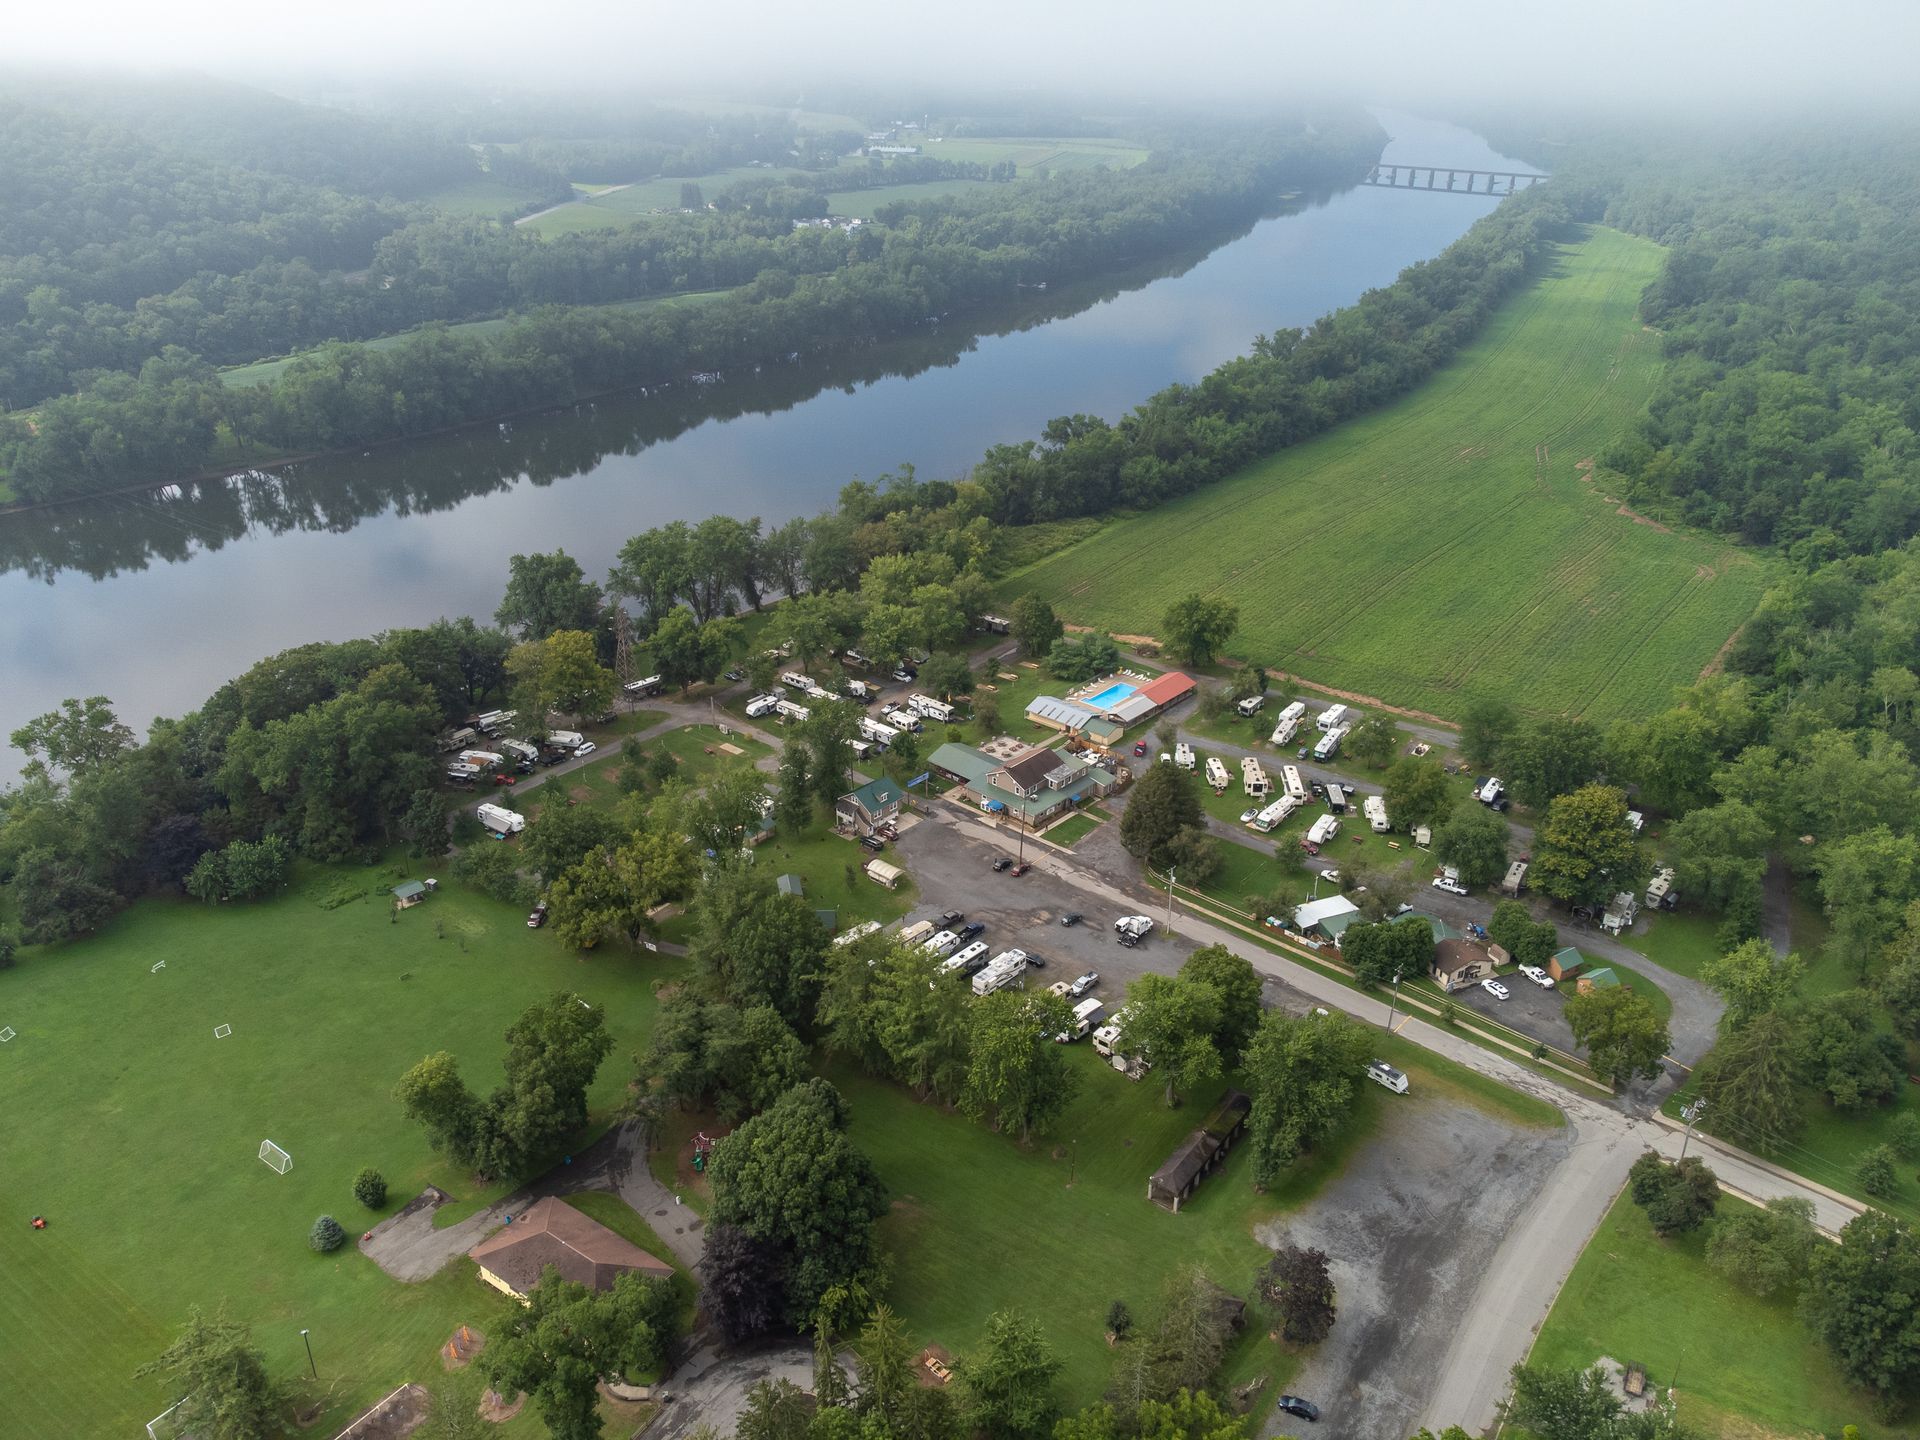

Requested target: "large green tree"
[
  {"left": 1502, "top": 717, "right": 1602, "bottom": 809},
  {"left": 1244, "top": 1009, "right": 1373, "bottom": 1184},
  {"left": 1009, "top": 595, "right": 1064, "bottom": 658},
  {"left": 495, "top": 549, "right": 602, "bottom": 641},
  {"left": 1804, "top": 1209, "right": 1920, "bottom": 1407},
  {"left": 960, "top": 1309, "right": 1062, "bottom": 1440},
  {"left": 1432, "top": 803, "right": 1510, "bottom": 888},
  {"left": 9, "top": 695, "right": 133, "bottom": 778},
  {"left": 1694, "top": 1009, "right": 1803, "bottom": 1150},
  {"left": 1532, "top": 784, "right": 1647, "bottom": 909},
  {"left": 1178, "top": 945, "right": 1263, "bottom": 1064},
  {"left": 708, "top": 1079, "right": 889, "bottom": 1329},
  {"left": 136, "top": 1306, "right": 284, "bottom": 1440},
  {"left": 1563, "top": 985, "right": 1668, "bottom": 1086},
  {"left": 506, "top": 629, "right": 616, "bottom": 724},
  {"left": 1123, "top": 973, "right": 1223, "bottom": 1107},
  {"left": 1382, "top": 755, "right": 1455, "bottom": 831},
  {"left": 1160, "top": 594, "right": 1238, "bottom": 668},
  {"left": 1120, "top": 761, "right": 1205, "bottom": 870},
  {"left": 962, "top": 990, "right": 1077, "bottom": 1142}
]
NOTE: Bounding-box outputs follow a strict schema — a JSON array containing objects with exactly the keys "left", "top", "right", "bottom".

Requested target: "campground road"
[{"left": 896, "top": 810, "right": 1859, "bottom": 1438}]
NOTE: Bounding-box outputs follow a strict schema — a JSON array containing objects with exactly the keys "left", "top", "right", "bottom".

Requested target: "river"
[{"left": 0, "top": 112, "right": 1530, "bottom": 779}]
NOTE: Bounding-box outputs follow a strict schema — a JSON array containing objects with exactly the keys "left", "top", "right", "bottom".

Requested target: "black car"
[
  {"left": 992, "top": 857, "right": 1013, "bottom": 872},
  {"left": 958, "top": 921, "right": 985, "bottom": 941},
  {"left": 1276, "top": 1397, "right": 1320, "bottom": 1423},
  {"left": 939, "top": 909, "right": 965, "bottom": 928},
  {"left": 1024, "top": 952, "right": 1046, "bottom": 968},
  {"left": 859, "top": 835, "right": 885, "bottom": 852},
  {"left": 1060, "top": 912, "right": 1082, "bottom": 927}
]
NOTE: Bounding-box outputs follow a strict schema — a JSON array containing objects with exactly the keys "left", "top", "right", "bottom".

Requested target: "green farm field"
[
  {"left": 1006, "top": 226, "right": 1769, "bottom": 726},
  {"left": 924, "top": 136, "right": 1150, "bottom": 171},
  {"left": 418, "top": 174, "right": 556, "bottom": 217},
  {"left": 0, "top": 864, "right": 685, "bottom": 1437}
]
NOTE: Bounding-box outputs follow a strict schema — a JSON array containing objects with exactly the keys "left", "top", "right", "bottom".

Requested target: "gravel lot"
[
  {"left": 1255, "top": 1095, "right": 1571, "bottom": 1440},
  {"left": 1450, "top": 970, "right": 1579, "bottom": 1053}
]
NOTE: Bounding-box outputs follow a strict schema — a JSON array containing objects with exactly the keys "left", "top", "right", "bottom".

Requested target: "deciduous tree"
[
  {"left": 495, "top": 549, "right": 602, "bottom": 640},
  {"left": 1009, "top": 595, "right": 1064, "bottom": 658},
  {"left": 1627, "top": 1150, "right": 1718, "bottom": 1235},
  {"left": 136, "top": 1306, "right": 284, "bottom": 1440},
  {"left": 1123, "top": 973, "right": 1223, "bottom": 1108},
  {"left": 1161, "top": 595, "right": 1238, "bottom": 669},
  {"left": 1345, "top": 715, "right": 1399, "bottom": 770},
  {"left": 1432, "top": 803, "right": 1509, "bottom": 888},
  {"left": 1382, "top": 755, "right": 1455, "bottom": 831},
  {"left": 963, "top": 990, "right": 1076, "bottom": 1142},
  {"left": 1532, "top": 784, "right": 1647, "bottom": 909},
  {"left": 9, "top": 696, "right": 133, "bottom": 778},
  {"left": 1179, "top": 945, "right": 1262, "bottom": 1064},
  {"left": 1564, "top": 985, "right": 1669, "bottom": 1087},
  {"left": 1705, "top": 1196, "right": 1816, "bottom": 1298},
  {"left": 1244, "top": 1009, "right": 1373, "bottom": 1183},
  {"left": 1257, "top": 1244, "right": 1336, "bottom": 1345},
  {"left": 1120, "top": 761, "right": 1204, "bottom": 870},
  {"left": 1805, "top": 1209, "right": 1920, "bottom": 1407}
]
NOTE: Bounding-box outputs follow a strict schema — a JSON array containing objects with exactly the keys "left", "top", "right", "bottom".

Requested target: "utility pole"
[
  {"left": 300, "top": 1328, "right": 317, "bottom": 1381},
  {"left": 1678, "top": 1099, "right": 1709, "bottom": 1161},
  {"left": 1385, "top": 973, "right": 1402, "bottom": 1031},
  {"left": 1165, "top": 868, "right": 1177, "bottom": 926}
]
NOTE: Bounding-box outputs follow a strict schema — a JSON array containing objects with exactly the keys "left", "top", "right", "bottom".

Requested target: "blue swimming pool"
[{"left": 1082, "top": 681, "right": 1137, "bottom": 709}]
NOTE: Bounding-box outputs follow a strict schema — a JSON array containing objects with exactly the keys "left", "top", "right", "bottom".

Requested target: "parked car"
[
  {"left": 1060, "top": 911, "right": 1083, "bottom": 927},
  {"left": 892, "top": 666, "right": 916, "bottom": 683},
  {"left": 1297, "top": 745, "right": 1310, "bottom": 758},
  {"left": 1009, "top": 862, "right": 1031, "bottom": 877},
  {"left": 526, "top": 902, "right": 549, "bottom": 929},
  {"left": 958, "top": 921, "right": 986, "bottom": 940},
  {"left": 992, "top": 857, "right": 1013, "bottom": 872},
  {"left": 939, "top": 909, "right": 964, "bottom": 927},
  {"left": 1024, "top": 952, "right": 1046, "bottom": 968},
  {"left": 1518, "top": 964, "right": 1555, "bottom": 988},
  {"left": 723, "top": 668, "right": 745, "bottom": 682},
  {"left": 1481, "top": 978, "right": 1511, "bottom": 1000},
  {"left": 1276, "top": 1397, "right": 1320, "bottom": 1423},
  {"left": 1239, "top": 807, "right": 1260, "bottom": 824},
  {"left": 1431, "top": 876, "right": 1469, "bottom": 896},
  {"left": 573, "top": 740, "right": 597, "bottom": 757},
  {"left": 1133, "top": 740, "right": 1149, "bottom": 756},
  {"left": 859, "top": 835, "right": 885, "bottom": 852},
  {"left": 1069, "top": 971, "right": 1099, "bottom": 997}
]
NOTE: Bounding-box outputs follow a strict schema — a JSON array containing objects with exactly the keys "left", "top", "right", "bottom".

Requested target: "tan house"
[
  {"left": 1431, "top": 938, "right": 1505, "bottom": 992},
  {"left": 467, "top": 1196, "right": 673, "bottom": 1300}
]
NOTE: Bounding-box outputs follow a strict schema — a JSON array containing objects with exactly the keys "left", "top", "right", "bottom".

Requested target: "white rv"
[
  {"left": 1204, "top": 757, "right": 1230, "bottom": 791},
  {"left": 859, "top": 717, "right": 899, "bottom": 746},
  {"left": 780, "top": 671, "right": 814, "bottom": 692},
  {"left": 1282, "top": 765, "right": 1308, "bottom": 801},
  {"left": 1363, "top": 794, "right": 1391, "bottom": 833},
  {"left": 908, "top": 694, "right": 954, "bottom": 723},
  {"left": 774, "top": 699, "right": 812, "bottom": 723},
  {"left": 1305, "top": 813, "right": 1340, "bottom": 846},
  {"left": 832, "top": 920, "right": 883, "bottom": 949},
  {"left": 1240, "top": 756, "right": 1271, "bottom": 796},
  {"left": 1251, "top": 795, "right": 1301, "bottom": 832},
  {"left": 1317, "top": 703, "right": 1350, "bottom": 733},
  {"left": 1312, "top": 725, "right": 1349, "bottom": 761},
  {"left": 921, "top": 930, "right": 960, "bottom": 958},
  {"left": 1174, "top": 742, "right": 1196, "bottom": 771},
  {"left": 476, "top": 802, "right": 525, "bottom": 836},
  {"left": 971, "top": 949, "right": 1029, "bottom": 996},
  {"left": 1056, "top": 998, "right": 1106, "bottom": 1042},
  {"left": 1235, "top": 694, "right": 1265, "bottom": 717},
  {"left": 1270, "top": 714, "right": 1301, "bottom": 746}
]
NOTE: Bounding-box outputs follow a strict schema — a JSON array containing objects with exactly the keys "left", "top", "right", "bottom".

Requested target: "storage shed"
[{"left": 1147, "top": 1090, "right": 1251, "bottom": 1212}]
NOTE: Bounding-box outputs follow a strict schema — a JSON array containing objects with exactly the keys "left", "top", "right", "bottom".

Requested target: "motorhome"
[
  {"left": 1325, "top": 784, "right": 1347, "bottom": 814},
  {"left": 1282, "top": 765, "right": 1308, "bottom": 801},
  {"left": 1235, "top": 694, "right": 1265, "bottom": 718},
  {"left": 1363, "top": 794, "right": 1390, "bottom": 833},
  {"left": 1241, "top": 756, "right": 1271, "bottom": 796},
  {"left": 1174, "top": 742, "right": 1196, "bottom": 771},
  {"left": 1204, "top": 757, "right": 1230, "bottom": 792},
  {"left": 1251, "top": 795, "right": 1300, "bottom": 832},
  {"left": 921, "top": 930, "right": 960, "bottom": 958},
  {"left": 971, "top": 949, "right": 1029, "bottom": 996},
  {"left": 1312, "top": 725, "right": 1349, "bottom": 761},
  {"left": 1503, "top": 861, "right": 1531, "bottom": 897},
  {"left": 942, "top": 940, "right": 991, "bottom": 975},
  {"left": 1316, "top": 703, "right": 1349, "bottom": 732},
  {"left": 1646, "top": 866, "right": 1676, "bottom": 909}
]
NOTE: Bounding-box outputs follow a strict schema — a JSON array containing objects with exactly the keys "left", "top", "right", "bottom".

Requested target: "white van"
[{"left": 1367, "top": 1059, "right": 1409, "bottom": 1094}]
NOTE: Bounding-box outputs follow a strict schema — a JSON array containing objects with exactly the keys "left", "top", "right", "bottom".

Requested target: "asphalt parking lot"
[
  {"left": 1257, "top": 1092, "right": 1571, "bottom": 1440},
  {"left": 1449, "top": 968, "right": 1579, "bottom": 1054}
]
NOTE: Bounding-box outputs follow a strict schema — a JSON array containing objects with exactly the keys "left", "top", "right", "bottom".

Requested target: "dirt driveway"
[{"left": 1256, "top": 1094, "right": 1571, "bottom": 1440}]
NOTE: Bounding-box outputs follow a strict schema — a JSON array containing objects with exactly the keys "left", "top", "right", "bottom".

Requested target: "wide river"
[{"left": 0, "top": 112, "right": 1529, "bottom": 779}]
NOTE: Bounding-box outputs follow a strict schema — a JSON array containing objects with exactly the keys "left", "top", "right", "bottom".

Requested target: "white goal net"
[{"left": 258, "top": 1140, "right": 292, "bottom": 1175}]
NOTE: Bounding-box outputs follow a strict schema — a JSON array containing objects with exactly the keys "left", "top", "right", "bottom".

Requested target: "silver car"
[{"left": 1481, "top": 978, "right": 1510, "bottom": 1000}]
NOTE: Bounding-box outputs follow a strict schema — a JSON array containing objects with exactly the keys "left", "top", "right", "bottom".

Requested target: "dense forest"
[{"left": 0, "top": 77, "right": 1386, "bottom": 503}]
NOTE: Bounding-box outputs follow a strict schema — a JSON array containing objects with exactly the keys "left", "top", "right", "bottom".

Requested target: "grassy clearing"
[
  {"left": 419, "top": 175, "right": 556, "bottom": 217},
  {"left": 521, "top": 720, "right": 771, "bottom": 824},
  {"left": 0, "top": 864, "right": 686, "bottom": 1437},
  {"left": 1007, "top": 226, "right": 1769, "bottom": 727},
  {"left": 825, "top": 179, "right": 994, "bottom": 217},
  {"left": 924, "top": 137, "right": 1151, "bottom": 172},
  {"left": 1614, "top": 908, "right": 1724, "bottom": 981},
  {"left": 1045, "top": 812, "right": 1103, "bottom": 848},
  {"left": 1530, "top": 1190, "right": 1867, "bottom": 1438}
]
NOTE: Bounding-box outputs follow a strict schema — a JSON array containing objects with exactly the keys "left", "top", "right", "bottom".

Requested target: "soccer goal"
[
  {"left": 259, "top": 1140, "right": 292, "bottom": 1175},
  {"left": 0, "top": 1026, "right": 14, "bottom": 1043},
  {"left": 146, "top": 1398, "right": 188, "bottom": 1440},
  {"left": 213, "top": 1023, "right": 232, "bottom": 1039}
]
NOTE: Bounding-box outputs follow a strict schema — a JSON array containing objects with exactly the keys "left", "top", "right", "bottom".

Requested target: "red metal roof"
[{"left": 1136, "top": 672, "right": 1197, "bottom": 706}]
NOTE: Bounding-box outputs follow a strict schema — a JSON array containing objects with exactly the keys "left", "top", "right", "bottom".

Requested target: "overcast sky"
[{"left": 11, "top": 0, "right": 1920, "bottom": 110}]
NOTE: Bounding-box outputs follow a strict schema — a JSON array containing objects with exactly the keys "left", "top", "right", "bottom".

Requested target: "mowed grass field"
[
  {"left": 0, "top": 864, "right": 685, "bottom": 1437},
  {"left": 1530, "top": 1191, "right": 1866, "bottom": 1437},
  {"left": 1007, "top": 226, "right": 1769, "bottom": 726}
]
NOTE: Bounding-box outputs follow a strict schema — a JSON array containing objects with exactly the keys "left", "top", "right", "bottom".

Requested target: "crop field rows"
[{"left": 1010, "top": 226, "right": 1767, "bottom": 725}]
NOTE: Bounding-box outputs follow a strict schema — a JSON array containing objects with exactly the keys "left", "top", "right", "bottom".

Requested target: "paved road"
[{"left": 895, "top": 808, "right": 1858, "bottom": 1437}]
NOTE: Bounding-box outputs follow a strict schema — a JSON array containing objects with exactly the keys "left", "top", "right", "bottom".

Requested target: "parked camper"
[
  {"left": 475, "top": 709, "right": 516, "bottom": 735},
  {"left": 445, "top": 762, "right": 481, "bottom": 786},
  {"left": 1056, "top": 998, "right": 1107, "bottom": 1042},
  {"left": 774, "top": 700, "right": 812, "bottom": 723},
  {"left": 476, "top": 802, "right": 524, "bottom": 836},
  {"left": 443, "top": 726, "right": 479, "bottom": 752},
  {"left": 1502, "top": 861, "right": 1530, "bottom": 897},
  {"left": 1324, "top": 784, "right": 1347, "bottom": 814},
  {"left": 979, "top": 614, "right": 1013, "bottom": 635},
  {"left": 898, "top": 919, "right": 936, "bottom": 947},
  {"left": 944, "top": 940, "right": 991, "bottom": 974},
  {"left": 1174, "top": 742, "right": 1196, "bottom": 771},
  {"left": 744, "top": 693, "right": 780, "bottom": 718},
  {"left": 1236, "top": 694, "right": 1265, "bottom": 718},
  {"left": 971, "top": 949, "right": 1029, "bottom": 996},
  {"left": 1241, "top": 756, "right": 1271, "bottom": 796},
  {"left": 860, "top": 717, "right": 900, "bottom": 746},
  {"left": 1282, "top": 765, "right": 1308, "bottom": 801},
  {"left": 546, "top": 730, "right": 585, "bottom": 751},
  {"left": 499, "top": 739, "right": 540, "bottom": 765},
  {"left": 1312, "top": 725, "right": 1349, "bottom": 761},
  {"left": 780, "top": 671, "right": 814, "bottom": 692},
  {"left": 921, "top": 930, "right": 960, "bottom": 958},
  {"left": 1646, "top": 866, "right": 1676, "bottom": 909},
  {"left": 1114, "top": 915, "right": 1154, "bottom": 946},
  {"left": 908, "top": 693, "right": 955, "bottom": 723},
  {"left": 804, "top": 683, "right": 835, "bottom": 702},
  {"left": 624, "top": 675, "right": 663, "bottom": 697},
  {"left": 851, "top": 739, "right": 874, "bottom": 763},
  {"left": 459, "top": 749, "right": 506, "bottom": 769},
  {"left": 832, "top": 920, "right": 883, "bottom": 949},
  {"left": 1626, "top": 810, "right": 1646, "bottom": 834},
  {"left": 1317, "top": 703, "right": 1350, "bottom": 733},
  {"left": 1276, "top": 700, "right": 1307, "bottom": 728},
  {"left": 1478, "top": 776, "right": 1505, "bottom": 805},
  {"left": 1364, "top": 794, "right": 1391, "bottom": 833},
  {"left": 844, "top": 679, "right": 875, "bottom": 702},
  {"left": 1252, "top": 795, "right": 1300, "bottom": 832},
  {"left": 1270, "top": 715, "right": 1301, "bottom": 746},
  {"left": 1306, "top": 814, "right": 1340, "bottom": 846},
  {"left": 1204, "top": 757, "right": 1230, "bottom": 792},
  {"left": 1366, "top": 1059, "right": 1410, "bottom": 1094}
]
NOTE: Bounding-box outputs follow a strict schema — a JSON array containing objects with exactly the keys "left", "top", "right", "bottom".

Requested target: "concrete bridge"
[{"left": 1364, "top": 164, "right": 1547, "bottom": 195}]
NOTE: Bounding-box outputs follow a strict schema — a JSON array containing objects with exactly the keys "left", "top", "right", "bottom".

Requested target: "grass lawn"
[
  {"left": 521, "top": 720, "right": 770, "bottom": 823},
  {"left": 0, "top": 863, "right": 687, "bottom": 1437},
  {"left": 1599, "top": 960, "right": 1672, "bottom": 1026},
  {"left": 1529, "top": 1190, "right": 1867, "bottom": 1438},
  {"left": 748, "top": 820, "right": 918, "bottom": 929},
  {"left": 1045, "top": 813, "right": 1103, "bottom": 848},
  {"left": 826, "top": 178, "right": 994, "bottom": 217},
  {"left": 1006, "top": 226, "right": 1769, "bottom": 727},
  {"left": 836, "top": 1022, "right": 1557, "bottom": 1410},
  {"left": 1614, "top": 908, "right": 1723, "bottom": 982},
  {"left": 419, "top": 175, "right": 556, "bottom": 217}
]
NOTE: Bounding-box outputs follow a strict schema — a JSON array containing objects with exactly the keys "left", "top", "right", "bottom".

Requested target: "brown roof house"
[
  {"left": 1431, "top": 938, "right": 1507, "bottom": 992},
  {"left": 467, "top": 1196, "right": 673, "bottom": 1301}
]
